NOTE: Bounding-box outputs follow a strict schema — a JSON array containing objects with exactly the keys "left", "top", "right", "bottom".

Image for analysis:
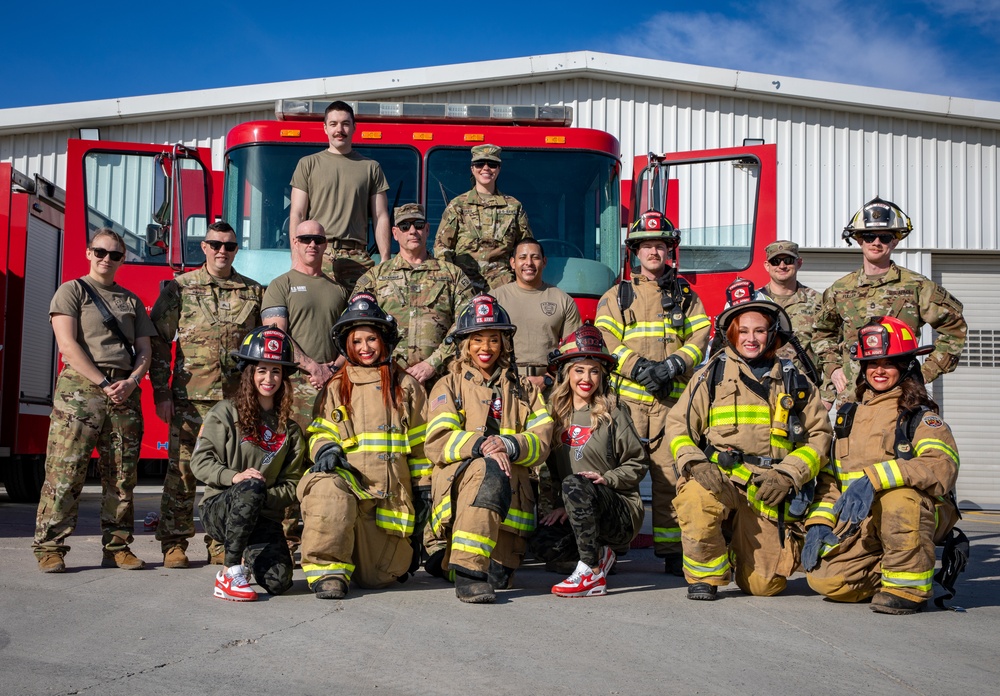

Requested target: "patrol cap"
[
  {"left": 394, "top": 203, "right": 425, "bottom": 225},
  {"left": 471, "top": 144, "right": 502, "bottom": 163},
  {"left": 765, "top": 241, "right": 800, "bottom": 261}
]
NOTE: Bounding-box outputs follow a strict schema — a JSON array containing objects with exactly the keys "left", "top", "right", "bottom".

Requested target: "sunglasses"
[
  {"left": 204, "top": 240, "right": 238, "bottom": 252},
  {"left": 397, "top": 220, "right": 427, "bottom": 232},
  {"left": 472, "top": 161, "right": 500, "bottom": 170},
  {"left": 859, "top": 232, "right": 896, "bottom": 245},
  {"left": 296, "top": 235, "right": 328, "bottom": 246},
  {"left": 91, "top": 247, "right": 125, "bottom": 262},
  {"left": 768, "top": 256, "right": 797, "bottom": 267}
]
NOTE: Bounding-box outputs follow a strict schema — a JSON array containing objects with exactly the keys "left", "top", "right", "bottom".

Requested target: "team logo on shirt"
[
  {"left": 489, "top": 396, "right": 503, "bottom": 419},
  {"left": 562, "top": 425, "right": 592, "bottom": 448},
  {"left": 242, "top": 423, "right": 287, "bottom": 467}
]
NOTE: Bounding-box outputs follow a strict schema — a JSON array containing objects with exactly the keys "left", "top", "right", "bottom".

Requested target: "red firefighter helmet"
[
  {"left": 850, "top": 316, "right": 933, "bottom": 361},
  {"left": 548, "top": 324, "right": 617, "bottom": 371}
]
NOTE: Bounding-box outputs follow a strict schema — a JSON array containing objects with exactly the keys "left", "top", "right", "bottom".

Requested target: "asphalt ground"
[{"left": 1, "top": 484, "right": 999, "bottom": 696}]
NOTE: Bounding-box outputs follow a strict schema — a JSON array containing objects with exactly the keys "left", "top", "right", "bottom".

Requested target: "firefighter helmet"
[
  {"left": 850, "top": 316, "right": 933, "bottom": 362},
  {"left": 331, "top": 292, "right": 400, "bottom": 363},
  {"left": 231, "top": 326, "right": 299, "bottom": 373},
  {"left": 448, "top": 294, "right": 517, "bottom": 342},
  {"left": 625, "top": 210, "right": 680, "bottom": 249},
  {"left": 715, "top": 277, "right": 792, "bottom": 336},
  {"left": 548, "top": 324, "right": 617, "bottom": 371},
  {"left": 842, "top": 196, "right": 913, "bottom": 243}
]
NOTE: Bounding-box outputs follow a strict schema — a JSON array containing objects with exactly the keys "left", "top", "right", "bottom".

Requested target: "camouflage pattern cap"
[
  {"left": 765, "top": 240, "right": 800, "bottom": 260},
  {"left": 471, "top": 144, "right": 502, "bottom": 162},
  {"left": 394, "top": 203, "right": 425, "bottom": 225}
]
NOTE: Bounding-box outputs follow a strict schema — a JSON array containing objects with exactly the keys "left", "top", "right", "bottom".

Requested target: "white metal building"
[{"left": 2, "top": 51, "right": 998, "bottom": 508}]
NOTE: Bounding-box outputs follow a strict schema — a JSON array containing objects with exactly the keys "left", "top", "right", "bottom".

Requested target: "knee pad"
[{"left": 472, "top": 459, "right": 512, "bottom": 517}]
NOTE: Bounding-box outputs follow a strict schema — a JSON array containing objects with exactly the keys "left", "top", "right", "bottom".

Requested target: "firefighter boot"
[
  {"left": 488, "top": 560, "right": 516, "bottom": 590},
  {"left": 455, "top": 571, "right": 495, "bottom": 604},
  {"left": 687, "top": 583, "right": 718, "bottom": 601},
  {"left": 314, "top": 577, "right": 348, "bottom": 600},
  {"left": 871, "top": 591, "right": 925, "bottom": 615},
  {"left": 425, "top": 549, "right": 446, "bottom": 579},
  {"left": 662, "top": 552, "right": 684, "bottom": 577}
]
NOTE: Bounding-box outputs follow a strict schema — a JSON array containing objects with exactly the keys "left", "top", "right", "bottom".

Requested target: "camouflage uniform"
[
  {"left": 812, "top": 264, "right": 966, "bottom": 402},
  {"left": 434, "top": 190, "right": 532, "bottom": 291},
  {"left": 149, "top": 265, "right": 264, "bottom": 554},
  {"left": 759, "top": 282, "right": 826, "bottom": 396}
]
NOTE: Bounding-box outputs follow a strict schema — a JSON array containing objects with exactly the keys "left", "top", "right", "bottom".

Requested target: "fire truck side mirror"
[
  {"left": 146, "top": 223, "right": 167, "bottom": 256},
  {"left": 152, "top": 154, "right": 172, "bottom": 226}
]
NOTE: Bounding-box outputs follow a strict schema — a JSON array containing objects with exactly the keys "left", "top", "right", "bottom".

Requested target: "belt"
[
  {"left": 519, "top": 365, "right": 548, "bottom": 377},
  {"left": 705, "top": 445, "right": 774, "bottom": 469},
  {"left": 327, "top": 238, "right": 366, "bottom": 250},
  {"left": 104, "top": 368, "right": 133, "bottom": 380}
]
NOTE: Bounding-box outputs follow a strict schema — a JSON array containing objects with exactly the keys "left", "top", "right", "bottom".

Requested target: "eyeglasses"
[
  {"left": 204, "top": 240, "right": 238, "bottom": 252},
  {"left": 768, "top": 256, "right": 797, "bottom": 267},
  {"left": 858, "top": 233, "right": 896, "bottom": 245},
  {"left": 397, "top": 220, "right": 427, "bottom": 232},
  {"left": 472, "top": 161, "right": 500, "bottom": 170},
  {"left": 90, "top": 247, "right": 125, "bottom": 262},
  {"left": 296, "top": 235, "right": 328, "bottom": 246}
]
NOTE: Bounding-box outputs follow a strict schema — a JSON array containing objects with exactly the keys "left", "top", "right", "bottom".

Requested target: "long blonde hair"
[{"left": 548, "top": 360, "right": 615, "bottom": 435}]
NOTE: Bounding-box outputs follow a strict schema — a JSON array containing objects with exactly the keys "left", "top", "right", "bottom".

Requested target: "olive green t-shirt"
[
  {"left": 262, "top": 269, "right": 347, "bottom": 363},
  {"left": 289, "top": 150, "right": 389, "bottom": 243},
  {"left": 49, "top": 276, "right": 156, "bottom": 371},
  {"left": 492, "top": 281, "right": 582, "bottom": 367}
]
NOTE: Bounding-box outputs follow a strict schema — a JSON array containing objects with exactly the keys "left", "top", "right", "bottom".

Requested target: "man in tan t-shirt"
[
  {"left": 289, "top": 100, "right": 391, "bottom": 291},
  {"left": 493, "top": 238, "right": 582, "bottom": 391}
]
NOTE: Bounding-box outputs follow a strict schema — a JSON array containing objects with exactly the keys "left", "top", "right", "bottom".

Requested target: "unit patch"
[{"left": 922, "top": 414, "right": 944, "bottom": 428}]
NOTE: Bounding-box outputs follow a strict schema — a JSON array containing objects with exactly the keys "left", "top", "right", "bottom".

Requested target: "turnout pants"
[
  {"left": 33, "top": 368, "right": 142, "bottom": 556},
  {"left": 200, "top": 479, "right": 293, "bottom": 595},
  {"left": 674, "top": 478, "right": 800, "bottom": 596},
  {"left": 298, "top": 472, "right": 412, "bottom": 590},
  {"left": 806, "top": 487, "right": 953, "bottom": 603},
  {"left": 628, "top": 397, "right": 681, "bottom": 556}
]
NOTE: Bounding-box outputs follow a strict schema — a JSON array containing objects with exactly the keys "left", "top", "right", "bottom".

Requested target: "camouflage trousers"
[
  {"left": 156, "top": 398, "right": 221, "bottom": 555},
  {"left": 560, "top": 474, "right": 635, "bottom": 567},
  {"left": 33, "top": 367, "right": 142, "bottom": 557},
  {"left": 281, "top": 371, "right": 321, "bottom": 550},
  {"left": 322, "top": 246, "right": 374, "bottom": 293}
]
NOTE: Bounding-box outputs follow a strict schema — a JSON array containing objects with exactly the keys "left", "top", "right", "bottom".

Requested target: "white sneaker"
[
  {"left": 551, "top": 560, "right": 607, "bottom": 597},
  {"left": 214, "top": 565, "right": 257, "bottom": 602},
  {"left": 598, "top": 546, "right": 617, "bottom": 575}
]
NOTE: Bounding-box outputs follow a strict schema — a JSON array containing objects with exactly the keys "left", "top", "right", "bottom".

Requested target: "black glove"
[
  {"left": 308, "top": 443, "right": 350, "bottom": 474},
  {"left": 635, "top": 355, "right": 686, "bottom": 392},
  {"left": 630, "top": 357, "right": 654, "bottom": 382},
  {"left": 753, "top": 469, "right": 794, "bottom": 507},
  {"left": 832, "top": 476, "right": 875, "bottom": 525},
  {"left": 687, "top": 460, "right": 728, "bottom": 497},
  {"left": 801, "top": 525, "right": 840, "bottom": 571}
]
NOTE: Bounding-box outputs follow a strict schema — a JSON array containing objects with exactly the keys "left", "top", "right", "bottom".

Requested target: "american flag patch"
[{"left": 432, "top": 394, "right": 448, "bottom": 411}]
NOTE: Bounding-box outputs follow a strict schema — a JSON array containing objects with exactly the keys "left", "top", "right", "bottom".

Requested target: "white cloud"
[{"left": 612, "top": 0, "right": 1000, "bottom": 100}]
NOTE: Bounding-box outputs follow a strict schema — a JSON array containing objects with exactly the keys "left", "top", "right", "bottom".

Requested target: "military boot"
[
  {"left": 871, "top": 591, "right": 925, "bottom": 615},
  {"left": 102, "top": 548, "right": 146, "bottom": 570},
  {"left": 314, "top": 577, "right": 348, "bottom": 600},
  {"left": 455, "top": 572, "right": 495, "bottom": 604},
  {"left": 163, "top": 546, "right": 190, "bottom": 569},
  {"left": 37, "top": 553, "right": 66, "bottom": 573}
]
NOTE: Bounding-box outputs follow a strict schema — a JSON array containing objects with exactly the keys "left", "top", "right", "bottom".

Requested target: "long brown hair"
[
  {"left": 855, "top": 360, "right": 940, "bottom": 413},
  {"left": 334, "top": 328, "right": 403, "bottom": 413},
  {"left": 549, "top": 360, "right": 615, "bottom": 434},
  {"left": 235, "top": 363, "right": 293, "bottom": 438}
]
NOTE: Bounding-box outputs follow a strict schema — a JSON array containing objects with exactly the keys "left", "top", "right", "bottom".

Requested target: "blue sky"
[{"left": 3, "top": 0, "right": 999, "bottom": 109}]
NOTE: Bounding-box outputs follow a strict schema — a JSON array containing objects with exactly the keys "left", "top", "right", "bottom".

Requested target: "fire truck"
[{"left": 0, "top": 100, "right": 776, "bottom": 501}]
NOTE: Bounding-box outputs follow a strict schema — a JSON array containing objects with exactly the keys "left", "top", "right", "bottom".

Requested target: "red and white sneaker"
[
  {"left": 214, "top": 565, "right": 257, "bottom": 602},
  {"left": 552, "top": 560, "right": 607, "bottom": 598},
  {"left": 598, "top": 546, "right": 617, "bottom": 575}
]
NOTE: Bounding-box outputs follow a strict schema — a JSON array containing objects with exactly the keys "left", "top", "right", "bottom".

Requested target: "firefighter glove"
[
  {"left": 833, "top": 476, "right": 875, "bottom": 525},
  {"left": 753, "top": 469, "right": 794, "bottom": 507},
  {"left": 309, "top": 443, "right": 350, "bottom": 474},
  {"left": 687, "top": 460, "right": 728, "bottom": 497},
  {"left": 801, "top": 525, "right": 840, "bottom": 571},
  {"left": 636, "top": 354, "right": 687, "bottom": 392}
]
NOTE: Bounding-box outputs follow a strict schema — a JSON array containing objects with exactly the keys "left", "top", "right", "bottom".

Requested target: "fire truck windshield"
[{"left": 224, "top": 144, "right": 620, "bottom": 297}]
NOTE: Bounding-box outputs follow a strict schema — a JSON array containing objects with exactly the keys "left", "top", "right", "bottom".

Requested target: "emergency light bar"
[{"left": 276, "top": 100, "right": 574, "bottom": 127}]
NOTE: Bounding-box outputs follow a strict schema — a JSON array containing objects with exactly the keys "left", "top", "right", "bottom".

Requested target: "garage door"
[
  {"left": 933, "top": 255, "right": 1000, "bottom": 510},
  {"left": 797, "top": 251, "right": 857, "bottom": 294}
]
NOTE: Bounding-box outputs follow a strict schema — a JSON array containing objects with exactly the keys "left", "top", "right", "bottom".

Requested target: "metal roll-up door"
[
  {"left": 933, "top": 255, "right": 1000, "bottom": 510},
  {"left": 19, "top": 216, "right": 62, "bottom": 408},
  {"left": 796, "top": 251, "right": 857, "bottom": 294}
]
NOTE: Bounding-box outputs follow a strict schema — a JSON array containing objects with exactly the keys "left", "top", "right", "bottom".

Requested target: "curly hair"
[
  {"left": 334, "top": 328, "right": 404, "bottom": 415},
  {"left": 234, "top": 364, "right": 293, "bottom": 439},
  {"left": 548, "top": 360, "right": 615, "bottom": 434}
]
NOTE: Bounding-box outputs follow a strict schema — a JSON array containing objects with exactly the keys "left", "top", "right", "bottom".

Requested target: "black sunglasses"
[
  {"left": 859, "top": 232, "right": 896, "bottom": 245},
  {"left": 296, "top": 235, "right": 328, "bottom": 246},
  {"left": 397, "top": 220, "right": 427, "bottom": 232},
  {"left": 204, "top": 240, "right": 238, "bottom": 252},
  {"left": 472, "top": 160, "right": 500, "bottom": 170},
  {"left": 91, "top": 247, "right": 124, "bottom": 262},
  {"left": 768, "top": 256, "right": 797, "bottom": 267}
]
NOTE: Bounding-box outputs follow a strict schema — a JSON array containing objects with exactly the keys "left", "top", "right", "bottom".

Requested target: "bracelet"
[
  {"left": 132, "top": 375, "right": 141, "bottom": 387},
  {"left": 99, "top": 378, "right": 112, "bottom": 389}
]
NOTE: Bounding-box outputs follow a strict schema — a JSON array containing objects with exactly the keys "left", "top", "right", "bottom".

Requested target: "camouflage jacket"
[
  {"left": 352, "top": 254, "right": 474, "bottom": 374},
  {"left": 812, "top": 263, "right": 966, "bottom": 401},
  {"left": 149, "top": 265, "right": 264, "bottom": 402},
  {"left": 760, "top": 282, "right": 825, "bottom": 396},
  {"left": 433, "top": 189, "right": 532, "bottom": 290}
]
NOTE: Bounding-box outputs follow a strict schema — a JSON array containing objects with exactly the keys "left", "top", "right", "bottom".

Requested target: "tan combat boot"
[
  {"left": 163, "top": 546, "right": 190, "bottom": 569},
  {"left": 37, "top": 553, "right": 66, "bottom": 573},
  {"left": 102, "top": 547, "right": 146, "bottom": 570}
]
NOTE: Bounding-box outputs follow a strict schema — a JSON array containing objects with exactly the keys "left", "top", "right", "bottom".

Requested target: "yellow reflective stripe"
[
  {"left": 808, "top": 501, "right": 837, "bottom": 526},
  {"left": 594, "top": 314, "right": 623, "bottom": 340},
  {"left": 834, "top": 459, "right": 867, "bottom": 487},
  {"left": 452, "top": 530, "right": 496, "bottom": 557},
  {"left": 683, "top": 553, "right": 730, "bottom": 578},
  {"left": 653, "top": 526, "right": 681, "bottom": 543},
  {"left": 408, "top": 422, "right": 427, "bottom": 446},
  {"left": 789, "top": 446, "right": 822, "bottom": 478},
  {"left": 669, "top": 435, "right": 696, "bottom": 459},
  {"left": 376, "top": 506, "right": 415, "bottom": 535},
  {"left": 872, "top": 460, "right": 905, "bottom": 490},
  {"left": 431, "top": 497, "right": 451, "bottom": 534},
  {"left": 881, "top": 567, "right": 933, "bottom": 592},
  {"left": 526, "top": 408, "right": 553, "bottom": 430},
  {"left": 303, "top": 562, "right": 354, "bottom": 585},
  {"left": 746, "top": 482, "right": 781, "bottom": 521},
  {"left": 771, "top": 433, "right": 794, "bottom": 450},
  {"left": 676, "top": 343, "right": 703, "bottom": 365},
  {"left": 408, "top": 458, "right": 432, "bottom": 478},
  {"left": 502, "top": 507, "right": 535, "bottom": 532},
  {"left": 622, "top": 323, "right": 682, "bottom": 342},
  {"left": 614, "top": 375, "right": 655, "bottom": 403},
  {"left": 445, "top": 431, "right": 475, "bottom": 463},
  {"left": 519, "top": 433, "right": 546, "bottom": 466},
  {"left": 709, "top": 451, "right": 753, "bottom": 485},
  {"left": 307, "top": 417, "right": 343, "bottom": 452},
  {"left": 684, "top": 313, "right": 711, "bottom": 335},
  {"left": 708, "top": 404, "right": 770, "bottom": 426},
  {"left": 335, "top": 466, "right": 375, "bottom": 500},
  {"left": 350, "top": 432, "right": 411, "bottom": 452},
  {"left": 914, "top": 438, "right": 960, "bottom": 467},
  {"left": 427, "top": 411, "right": 462, "bottom": 434}
]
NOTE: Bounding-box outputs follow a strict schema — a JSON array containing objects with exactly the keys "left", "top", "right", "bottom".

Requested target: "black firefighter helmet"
[
  {"left": 231, "top": 326, "right": 299, "bottom": 373},
  {"left": 331, "top": 292, "right": 400, "bottom": 364},
  {"left": 447, "top": 294, "right": 517, "bottom": 343}
]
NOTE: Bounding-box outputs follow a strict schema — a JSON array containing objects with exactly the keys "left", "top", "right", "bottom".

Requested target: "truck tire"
[{"left": 3, "top": 455, "right": 46, "bottom": 503}]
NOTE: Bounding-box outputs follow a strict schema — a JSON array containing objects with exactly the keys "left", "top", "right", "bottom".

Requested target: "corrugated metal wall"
[{"left": 2, "top": 75, "right": 999, "bottom": 252}]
